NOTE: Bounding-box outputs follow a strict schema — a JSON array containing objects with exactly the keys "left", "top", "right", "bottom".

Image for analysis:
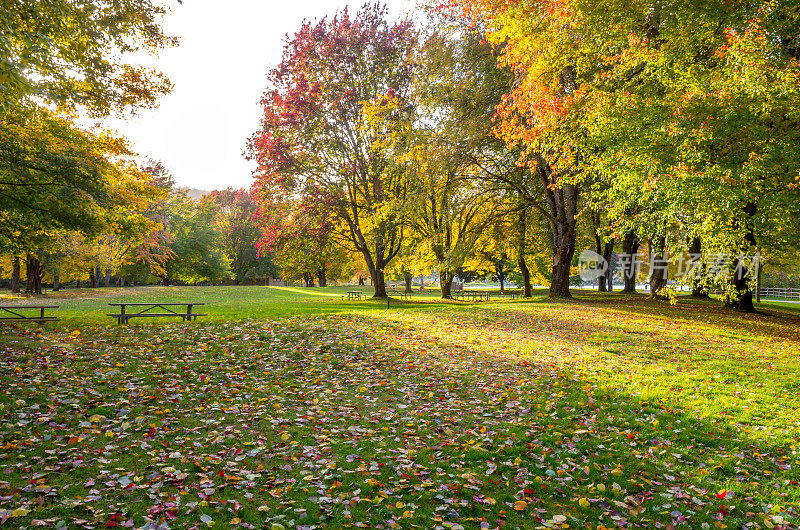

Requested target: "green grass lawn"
[{"left": 1, "top": 286, "right": 799, "bottom": 529}]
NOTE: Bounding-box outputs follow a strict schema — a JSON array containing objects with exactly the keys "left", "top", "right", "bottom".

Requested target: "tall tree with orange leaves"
[{"left": 440, "top": 0, "right": 800, "bottom": 308}]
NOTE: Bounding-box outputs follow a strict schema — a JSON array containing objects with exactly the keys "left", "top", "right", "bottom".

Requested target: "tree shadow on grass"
[{"left": 566, "top": 292, "right": 800, "bottom": 341}]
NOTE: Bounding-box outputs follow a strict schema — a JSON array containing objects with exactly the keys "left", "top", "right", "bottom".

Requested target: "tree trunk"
[
  {"left": 621, "top": 232, "right": 640, "bottom": 293},
  {"left": 372, "top": 267, "right": 387, "bottom": 298},
  {"left": 731, "top": 268, "right": 755, "bottom": 312},
  {"left": 317, "top": 268, "right": 327, "bottom": 287},
  {"left": 516, "top": 208, "right": 532, "bottom": 297},
  {"left": 359, "top": 249, "right": 387, "bottom": 298},
  {"left": 104, "top": 269, "right": 112, "bottom": 287},
  {"left": 11, "top": 257, "right": 21, "bottom": 294},
  {"left": 518, "top": 252, "right": 532, "bottom": 298},
  {"left": 537, "top": 158, "right": 578, "bottom": 299},
  {"left": 497, "top": 261, "right": 505, "bottom": 293},
  {"left": 688, "top": 237, "right": 709, "bottom": 297},
  {"left": 550, "top": 234, "right": 575, "bottom": 299},
  {"left": 440, "top": 270, "right": 453, "bottom": 299},
  {"left": 595, "top": 234, "right": 605, "bottom": 292},
  {"left": 649, "top": 236, "right": 669, "bottom": 300},
  {"left": 756, "top": 259, "right": 762, "bottom": 304},
  {"left": 24, "top": 254, "right": 43, "bottom": 296},
  {"left": 358, "top": 276, "right": 365, "bottom": 286},
  {"left": 403, "top": 270, "right": 413, "bottom": 294},
  {"left": 418, "top": 274, "right": 424, "bottom": 292},
  {"left": 599, "top": 240, "right": 615, "bottom": 292},
  {"left": 728, "top": 202, "right": 757, "bottom": 313},
  {"left": 89, "top": 267, "right": 96, "bottom": 288},
  {"left": 75, "top": 279, "right": 81, "bottom": 289},
  {"left": 53, "top": 273, "right": 60, "bottom": 292}
]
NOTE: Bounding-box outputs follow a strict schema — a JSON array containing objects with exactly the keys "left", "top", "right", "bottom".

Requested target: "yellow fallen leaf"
[
  {"left": 514, "top": 500, "right": 528, "bottom": 511},
  {"left": 12, "top": 507, "right": 30, "bottom": 517},
  {"left": 579, "top": 497, "right": 590, "bottom": 508}
]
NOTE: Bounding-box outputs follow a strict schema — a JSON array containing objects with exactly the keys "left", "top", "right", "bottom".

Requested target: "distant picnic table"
[
  {"left": 0, "top": 305, "right": 59, "bottom": 323},
  {"left": 108, "top": 302, "right": 206, "bottom": 325},
  {"left": 343, "top": 291, "right": 364, "bottom": 301},
  {"left": 452, "top": 290, "right": 522, "bottom": 302},
  {"left": 387, "top": 289, "right": 411, "bottom": 300}
]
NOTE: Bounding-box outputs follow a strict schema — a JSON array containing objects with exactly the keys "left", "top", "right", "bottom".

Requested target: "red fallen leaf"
[
  {"left": 716, "top": 490, "right": 727, "bottom": 499},
  {"left": 523, "top": 489, "right": 535, "bottom": 495}
]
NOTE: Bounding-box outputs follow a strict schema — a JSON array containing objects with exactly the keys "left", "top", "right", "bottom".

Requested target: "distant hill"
[{"left": 176, "top": 188, "right": 210, "bottom": 200}]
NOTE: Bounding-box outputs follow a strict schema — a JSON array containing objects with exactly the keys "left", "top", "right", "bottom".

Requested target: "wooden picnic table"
[
  {"left": 452, "top": 290, "right": 522, "bottom": 302},
  {"left": 0, "top": 305, "right": 59, "bottom": 323},
  {"left": 387, "top": 289, "right": 411, "bottom": 300},
  {"left": 108, "top": 302, "right": 206, "bottom": 325},
  {"left": 344, "top": 291, "right": 364, "bottom": 301}
]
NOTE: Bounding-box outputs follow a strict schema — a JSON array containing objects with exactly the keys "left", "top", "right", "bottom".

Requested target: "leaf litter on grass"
[{"left": 0, "top": 305, "right": 798, "bottom": 529}]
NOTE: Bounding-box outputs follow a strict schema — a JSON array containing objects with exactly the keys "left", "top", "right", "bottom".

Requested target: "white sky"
[{"left": 109, "top": 0, "right": 416, "bottom": 191}]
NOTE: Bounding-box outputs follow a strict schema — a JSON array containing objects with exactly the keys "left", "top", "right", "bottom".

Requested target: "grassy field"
[{"left": 1, "top": 286, "right": 799, "bottom": 529}]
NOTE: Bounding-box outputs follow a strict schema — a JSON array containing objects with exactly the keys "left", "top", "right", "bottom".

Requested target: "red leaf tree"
[{"left": 247, "top": 3, "right": 417, "bottom": 298}]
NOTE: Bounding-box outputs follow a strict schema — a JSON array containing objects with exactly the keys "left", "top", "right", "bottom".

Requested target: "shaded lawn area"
[{"left": 0, "top": 290, "right": 798, "bottom": 529}]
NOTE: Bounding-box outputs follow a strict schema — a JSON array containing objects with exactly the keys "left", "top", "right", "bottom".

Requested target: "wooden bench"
[
  {"left": 108, "top": 303, "right": 206, "bottom": 325},
  {"left": 0, "top": 305, "right": 60, "bottom": 323}
]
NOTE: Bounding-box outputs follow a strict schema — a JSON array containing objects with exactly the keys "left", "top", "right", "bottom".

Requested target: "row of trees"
[
  {"left": 1, "top": 2, "right": 288, "bottom": 293},
  {"left": 0, "top": 169, "right": 281, "bottom": 294},
  {"left": 247, "top": 2, "right": 800, "bottom": 310},
  {"left": 1, "top": 1, "right": 179, "bottom": 294}
]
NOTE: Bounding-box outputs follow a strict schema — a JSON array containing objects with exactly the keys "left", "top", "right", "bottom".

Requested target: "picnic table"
[
  {"left": 108, "top": 302, "right": 206, "bottom": 324},
  {"left": 452, "top": 290, "right": 522, "bottom": 302},
  {"left": 343, "top": 291, "right": 364, "bottom": 301},
  {"left": 453, "top": 291, "right": 491, "bottom": 302},
  {"left": 387, "top": 289, "right": 412, "bottom": 300},
  {"left": 0, "top": 305, "right": 59, "bottom": 323}
]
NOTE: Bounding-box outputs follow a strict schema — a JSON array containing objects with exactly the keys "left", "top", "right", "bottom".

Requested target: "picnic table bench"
[
  {"left": 108, "top": 302, "right": 206, "bottom": 324},
  {"left": 452, "top": 290, "right": 522, "bottom": 302},
  {"left": 453, "top": 291, "right": 491, "bottom": 302},
  {"left": 387, "top": 289, "right": 412, "bottom": 300},
  {"left": 0, "top": 305, "right": 59, "bottom": 323},
  {"left": 342, "top": 291, "right": 364, "bottom": 301}
]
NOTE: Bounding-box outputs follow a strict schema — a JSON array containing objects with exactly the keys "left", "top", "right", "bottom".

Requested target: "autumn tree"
[
  {"left": 0, "top": 0, "right": 175, "bottom": 115},
  {"left": 248, "top": 3, "right": 417, "bottom": 298},
  {"left": 577, "top": 0, "right": 800, "bottom": 310},
  {"left": 256, "top": 187, "right": 349, "bottom": 287},
  {"left": 427, "top": 7, "right": 586, "bottom": 298},
  {"left": 204, "top": 188, "right": 277, "bottom": 284},
  {"left": 1, "top": 1, "right": 176, "bottom": 293}
]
